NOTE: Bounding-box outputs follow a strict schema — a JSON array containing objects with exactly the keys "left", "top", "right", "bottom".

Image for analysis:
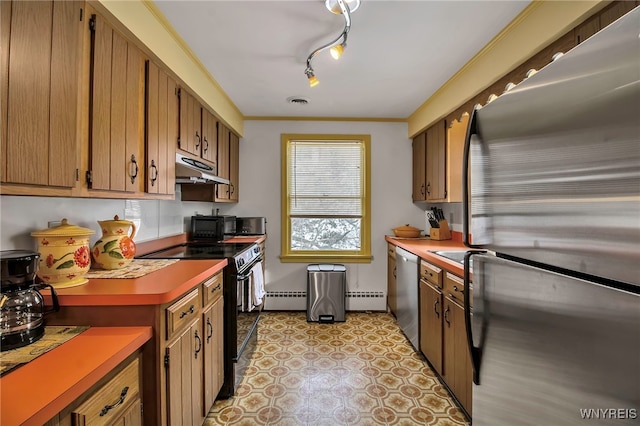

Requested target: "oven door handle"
[{"left": 234, "top": 259, "right": 261, "bottom": 281}]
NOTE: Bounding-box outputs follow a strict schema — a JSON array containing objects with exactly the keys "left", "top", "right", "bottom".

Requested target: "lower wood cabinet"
[
  {"left": 419, "top": 279, "right": 443, "bottom": 375},
  {"left": 419, "top": 261, "right": 472, "bottom": 416},
  {"left": 48, "top": 270, "right": 225, "bottom": 426},
  {"left": 46, "top": 354, "right": 143, "bottom": 426}
]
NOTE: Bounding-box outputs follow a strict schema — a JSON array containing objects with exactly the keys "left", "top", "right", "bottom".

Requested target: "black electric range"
[{"left": 137, "top": 240, "right": 262, "bottom": 399}]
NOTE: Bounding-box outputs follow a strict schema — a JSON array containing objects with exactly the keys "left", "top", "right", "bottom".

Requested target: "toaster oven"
[{"left": 235, "top": 217, "right": 267, "bottom": 235}]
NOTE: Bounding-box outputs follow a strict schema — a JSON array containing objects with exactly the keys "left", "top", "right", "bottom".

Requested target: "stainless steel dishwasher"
[{"left": 395, "top": 246, "right": 419, "bottom": 351}]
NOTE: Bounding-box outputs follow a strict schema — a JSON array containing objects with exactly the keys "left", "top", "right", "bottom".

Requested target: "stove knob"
[{"left": 238, "top": 259, "right": 245, "bottom": 267}]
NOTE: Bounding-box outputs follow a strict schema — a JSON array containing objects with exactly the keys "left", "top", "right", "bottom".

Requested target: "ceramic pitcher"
[{"left": 91, "top": 215, "right": 137, "bottom": 270}]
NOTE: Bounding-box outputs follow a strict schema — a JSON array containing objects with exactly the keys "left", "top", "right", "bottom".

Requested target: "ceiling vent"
[{"left": 287, "top": 96, "right": 310, "bottom": 105}]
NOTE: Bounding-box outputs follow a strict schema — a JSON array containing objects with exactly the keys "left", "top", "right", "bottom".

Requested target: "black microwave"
[{"left": 191, "top": 215, "right": 236, "bottom": 241}]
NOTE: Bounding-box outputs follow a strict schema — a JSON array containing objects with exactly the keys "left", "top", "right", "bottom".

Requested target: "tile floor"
[{"left": 205, "top": 311, "right": 470, "bottom": 426}]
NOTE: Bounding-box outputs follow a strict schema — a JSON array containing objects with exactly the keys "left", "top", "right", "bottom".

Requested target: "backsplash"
[{"left": 0, "top": 192, "right": 213, "bottom": 251}]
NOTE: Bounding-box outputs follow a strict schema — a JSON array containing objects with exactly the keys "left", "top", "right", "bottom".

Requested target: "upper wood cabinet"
[
  {"left": 178, "top": 88, "right": 202, "bottom": 157},
  {"left": 426, "top": 120, "right": 447, "bottom": 201},
  {"left": 145, "top": 60, "right": 176, "bottom": 196},
  {"left": 87, "top": 11, "right": 145, "bottom": 193},
  {"left": 1, "top": 0, "right": 82, "bottom": 188},
  {"left": 412, "top": 119, "right": 447, "bottom": 202},
  {"left": 229, "top": 131, "right": 239, "bottom": 202},
  {"left": 412, "top": 132, "right": 426, "bottom": 201},
  {"left": 446, "top": 114, "right": 469, "bottom": 203},
  {"left": 215, "top": 122, "right": 231, "bottom": 202},
  {"left": 201, "top": 109, "right": 218, "bottom": 167}
]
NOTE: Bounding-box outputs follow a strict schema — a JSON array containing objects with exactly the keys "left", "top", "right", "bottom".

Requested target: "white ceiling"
[{"left": 153, "top": 0, "right": 531, "bottom": 119}]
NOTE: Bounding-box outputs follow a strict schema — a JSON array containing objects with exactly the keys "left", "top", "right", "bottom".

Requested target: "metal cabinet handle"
[
  {"left": 203, "top": 136, "right": 209, "bottom": 154},
  {"left": 206, "top": 318, "right": 213, "bottom": 343},
  {"left": 150, "top": 160, "right": 158, "bottom": 187},
  {"left": 453, "top": 285, "right": 459, "bottom": 292},
  {"left": 426, "top": 182, "right": 431, "bottom": 195},
  {"left": 195, "top": 131, "right": 201, "bottom": 149},
  {"left": 99, "top": 386, "right": 129, "bottom": 417},
  {"left": 211, "top": 283, "right": 221, "bottom": 293},
  {"left": 392, "top": 267, "right": 396, "bottom": 278},
  {"left": 129, "top": 155, "right": 138, "bottom": 184},
  {"left": 434, "top": 299, "right": 440, "bottom": 318},
  {"left": 444, "top": 305, "right": 450, "bottom": 325},
  {"left": 420, "top": 183, "right": 425, "bottom": 196},
  {"left": 194, "top": 330, "right": 202, "bottom": 359},
  {"left": 179, "top": 304, "right": 195, "bottom": 318}
]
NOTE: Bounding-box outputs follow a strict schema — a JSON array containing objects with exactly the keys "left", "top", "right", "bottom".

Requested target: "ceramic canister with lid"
[{"left": 31, "top": 219, "right": 94, "bottom": 288}]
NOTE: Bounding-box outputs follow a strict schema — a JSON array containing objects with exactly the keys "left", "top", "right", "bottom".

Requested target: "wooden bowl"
[{"left": 392, "top": 224, "right": 422, "bottom": 238}]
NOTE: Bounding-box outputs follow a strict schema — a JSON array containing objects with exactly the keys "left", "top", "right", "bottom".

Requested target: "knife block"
[{"left": 429, "top": 220, "right": 452, "bottom": 240}]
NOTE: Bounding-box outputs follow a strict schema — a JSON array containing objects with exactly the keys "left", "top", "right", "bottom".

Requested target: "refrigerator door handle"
[
  {"left": 462, "top": 109, "right": 484, "bottom": 249},
  {"left": 464, "top": 250, "right": 486, "bottom": 385}
]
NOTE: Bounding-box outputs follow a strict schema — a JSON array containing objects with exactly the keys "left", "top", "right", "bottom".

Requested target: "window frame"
[{"left": 280, "top": 134, "right": 372, "bottom": 263}]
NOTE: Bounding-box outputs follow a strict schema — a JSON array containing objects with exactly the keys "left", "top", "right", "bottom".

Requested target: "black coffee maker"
[{"left": 0, "top": 250, "right": 59, "bottom": 351}]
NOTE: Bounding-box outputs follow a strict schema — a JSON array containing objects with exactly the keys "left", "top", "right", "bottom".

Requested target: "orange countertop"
[
  {"left": 0, "top": 326, "right": 152, "bottom": 426},
  {"left": 224, "top": 235, "right": 266, "bottom": 244},
  {"left": 48, "top": 259, "right": 227, "bottom": 306},
  {"left": 385, "top": 235, "right": 469, "bottom": 277}
]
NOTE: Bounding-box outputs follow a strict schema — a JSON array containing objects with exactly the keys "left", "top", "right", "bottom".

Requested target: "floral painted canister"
[
  {"left": 91, "top": 215, "right": 137, "bottom": 270},
  {"left": 31, "top": 218, "right": 94, "bottom": 288}
]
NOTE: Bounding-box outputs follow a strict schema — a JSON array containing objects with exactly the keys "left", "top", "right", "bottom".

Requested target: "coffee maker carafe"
[{"left": 0, "top": 250, "right": 59, "bottom": 351}]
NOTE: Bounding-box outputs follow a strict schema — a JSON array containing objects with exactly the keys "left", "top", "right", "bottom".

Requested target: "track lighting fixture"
[{"left": 304, "top": 0, "right": 360, "bottom": 87}]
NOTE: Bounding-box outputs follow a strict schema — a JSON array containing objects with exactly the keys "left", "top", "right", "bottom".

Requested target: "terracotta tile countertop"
[
  {"left": 385, "top": 235, "right": 470, "bottom": 277},
  {"left": 0, "top": 326, "right": 152, "bottom": 426},
  {"left": 47, "top": 259, "right": 227, "bottom": 306}
]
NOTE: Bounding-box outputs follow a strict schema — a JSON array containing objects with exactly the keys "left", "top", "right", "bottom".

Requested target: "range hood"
[{"left": 175, "top": 153, "right": 230, "bottom": 185}]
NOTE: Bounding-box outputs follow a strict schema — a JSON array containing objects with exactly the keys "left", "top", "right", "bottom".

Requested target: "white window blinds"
[{"left": 288, "top": 140, "right": 364, "bottom": 217}]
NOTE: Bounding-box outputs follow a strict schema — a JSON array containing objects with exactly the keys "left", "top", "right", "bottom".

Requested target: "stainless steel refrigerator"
[{"left": 462, "top": 7, "right": 640, "bottom": 425}]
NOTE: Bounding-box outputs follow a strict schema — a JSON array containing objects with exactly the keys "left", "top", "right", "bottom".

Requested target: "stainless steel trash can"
[{"left": 307, "top": 264, "right": 346, "bottom": 323}]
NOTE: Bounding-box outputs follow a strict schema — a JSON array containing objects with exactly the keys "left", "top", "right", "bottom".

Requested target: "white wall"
[{"left": 217, "top": 120, "right": 425, "bottom": 310}]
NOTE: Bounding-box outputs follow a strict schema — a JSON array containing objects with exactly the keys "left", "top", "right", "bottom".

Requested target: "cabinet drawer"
[
  {"left": 444, "top": 272, "right": 465, "bottom": 302},
  {"left": 167, "top": 288, "right": 201, "bottom": 339},
  {"left": 71, "top": 356, "right": 140, "bottom": 425},
  {"left": 421, "top": 260, "right": 442, "bottom": 288},
  {"left": 202, "top": 273, "right": 223, "bottom": 306}
]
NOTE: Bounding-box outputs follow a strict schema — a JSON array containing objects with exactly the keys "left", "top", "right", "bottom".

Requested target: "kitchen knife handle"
[{"left": 462, "top": 109, "right": 483, "bottom": 249}]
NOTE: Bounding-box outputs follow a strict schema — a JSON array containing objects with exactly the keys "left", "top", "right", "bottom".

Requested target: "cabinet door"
[
  {"left": 229, "top": 132, "right": 239, "bottom": 202},
  {"left": 166, "top": 320, "right": 203, "bottom": 426},
  {"left": 4, "top": 0, "right": 81, "bottom": 187},
  {"left": 443, "top": 296, "right": 472, "bottom": 414},
  {"left": 420, "top": 280, "right": 443, "bottom": 375},
  {"left": 179, "top": 89, "right": 202, "bottom": 157},
  {"left": 88, "top": 13, "right": 144, "bottom": 193},
  {"left": 201, "top": 109, "right": 218, "bottom": 167},
  {"left": 412, "top": 132, "right": 426, "bottom": 201},
  {"left": 203, "top": 296, "right": 224, "bottom": 414},
  {"left": 426, "top": 120, "right": 446, "bottom": 201},
  {"left": 446, "top": 115, "right": 468, "bottom": 203},
  {"left": 146, "top": 60, "right": 176, "bottom": 195},
  {"left": 215, "top": 122, "right": 231, "bottom": 201},
  {"left": 387, "top": 245, "right": 397, "bottom": 315}
]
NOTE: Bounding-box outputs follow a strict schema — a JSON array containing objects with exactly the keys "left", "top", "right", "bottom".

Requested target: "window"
[{"left": 281, "top": 134, "right": 371, "bottom": 263}]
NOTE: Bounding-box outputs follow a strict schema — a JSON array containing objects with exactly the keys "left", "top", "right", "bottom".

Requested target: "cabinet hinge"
[
  {"left": 75, "top": 169, "right": 79, "bottom": 182},
  {"left": 89, "top": 14, "right": 96, "bottom": 32},
  {"left": 79, "top": 7, "right": 83, "bottom": 21},
  {"left": 86, "top": 170, "right": 93, "bottom": 185},
  {"left": 164, "top": 353, "right": 170, "bottom": 367}
]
